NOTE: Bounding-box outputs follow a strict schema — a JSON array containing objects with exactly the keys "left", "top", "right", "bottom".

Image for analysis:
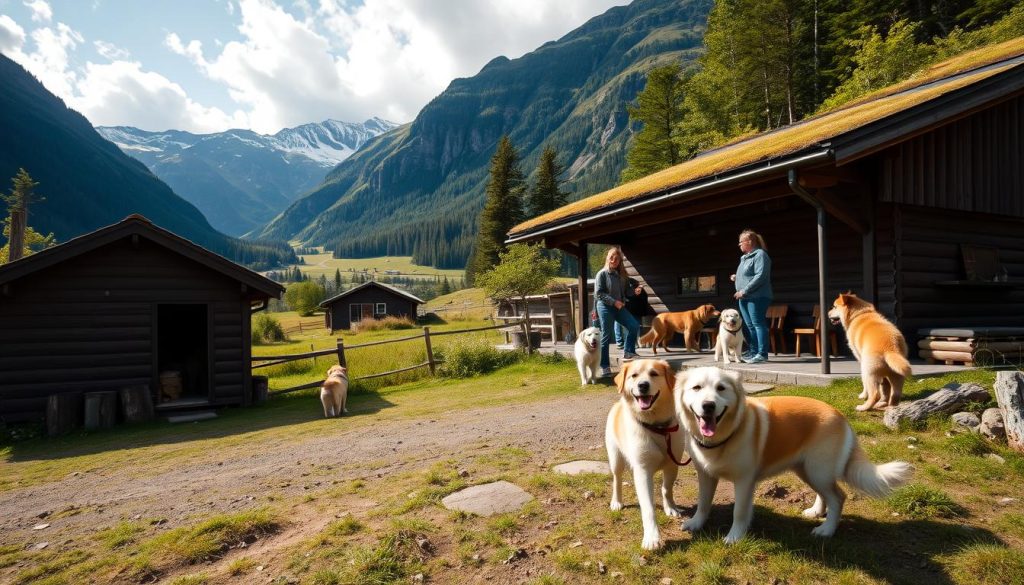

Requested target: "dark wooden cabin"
[
  {"left": 508, "top": 40, "right": 1024, "bottom": 372},
  {"left": 321, "top": 281, "right": 424, "bottom": 331},
  {"left": 0, "top": 215, "right": 284, "bottom": 422}
]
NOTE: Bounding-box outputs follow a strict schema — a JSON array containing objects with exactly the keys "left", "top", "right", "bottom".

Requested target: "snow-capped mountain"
[{"left": 96, "top": 118, "right": 399, "bottom": 236}]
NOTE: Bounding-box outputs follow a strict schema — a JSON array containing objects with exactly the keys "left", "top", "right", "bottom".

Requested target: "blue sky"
[{"left": 0, "top": 0, "right": 628, "bottom": 134}]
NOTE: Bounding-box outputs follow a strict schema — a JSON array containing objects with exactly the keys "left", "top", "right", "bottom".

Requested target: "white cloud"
[
  {"left": 94, "top": 39, "right": 129, "bottom": 61},
  {"left": 0, "top": 14, "right": 27, "bottom": 54},
  {"left": 23, "top": 0, "right": 52, "bottom": 23}
]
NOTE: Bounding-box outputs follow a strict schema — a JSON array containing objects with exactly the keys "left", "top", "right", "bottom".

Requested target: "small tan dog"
[
  {"left": 827, "top": 293, "right": 911, "bottom": 411},
  {"left": 605, "top": 359, "right": 688, "bottom": 550},
  {"left": 675, "top": 366, "right": 912, "bottom": 543},
  {"left": 320, "top": 364, "right": 349, "bottom": 417},
  {"left": 639, "top": 304, "right": 719, "bottom": 353},
  {"left": 714, "top": 308, "right": 745, "bottom": 364}
]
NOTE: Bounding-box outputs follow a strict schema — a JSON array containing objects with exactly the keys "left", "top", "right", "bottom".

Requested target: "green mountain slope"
[
  {"left": 254, "top": 0, "right": 711, "bottom": 268},
  {"left": 0, "top": 54, "right": 295, "bottom": 269}
]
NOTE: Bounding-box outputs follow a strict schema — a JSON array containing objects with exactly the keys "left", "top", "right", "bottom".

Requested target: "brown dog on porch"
[{"left": 639, "top": 304, "right": 719, "bottom": 354}]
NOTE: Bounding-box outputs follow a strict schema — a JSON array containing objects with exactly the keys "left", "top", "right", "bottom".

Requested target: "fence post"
[
  {"left": 336, "top": 338, "right": 347, "bottom": 368},
  {"left": 520, "top": 318, "right": 533, "bottom": 356},
  {"left": 311, "top": 343, "right": 316, "bottom": 365},
  {"left": 423, "top": 326, "right": 436, "bottom": 375}
]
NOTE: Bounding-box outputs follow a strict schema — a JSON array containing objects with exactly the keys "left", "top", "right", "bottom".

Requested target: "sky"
[{"left": 0, "top": 0, "right": 628, "bottom": 135}]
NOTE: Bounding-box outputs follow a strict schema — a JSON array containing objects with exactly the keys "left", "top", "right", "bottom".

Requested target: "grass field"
[
  {"left": 4, "top": 322, "right": 1023, "bottom": 584},
  {"left": 287, "top": 252, "right": 465, "bottom": 281}
]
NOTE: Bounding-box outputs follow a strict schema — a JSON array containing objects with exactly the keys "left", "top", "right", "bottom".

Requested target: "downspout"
[{"left": 788, "top": 169, "right": 831, "bottom": 375}]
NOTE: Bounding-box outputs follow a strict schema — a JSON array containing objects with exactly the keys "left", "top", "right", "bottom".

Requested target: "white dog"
[
  {"left": 574, "top": 326, "right": 602, "bottom": 385},
  {"left": 606, "top": 359, "right": 687, "bottom": 550},
  {"left": 714, "top": 308, "right": 745, "bottom": 364},
  {"left": 675, "top": 366, "right": 911, "bottom": 543},
  {"left": 320, "top": 364, "right": 349, "bottom": 417}
]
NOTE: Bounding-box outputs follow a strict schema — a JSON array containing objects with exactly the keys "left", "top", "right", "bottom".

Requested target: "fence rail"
[{"left": 254, "top": 319, "right": 525, "bottom": 395}]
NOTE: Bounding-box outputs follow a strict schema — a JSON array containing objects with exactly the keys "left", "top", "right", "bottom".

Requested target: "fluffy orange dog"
[
  {"left": 827, "top": 293, "right": 911, "bottom": 411},
  {"left": 639, "top": 304, "right": 719, "bottom": 354}
]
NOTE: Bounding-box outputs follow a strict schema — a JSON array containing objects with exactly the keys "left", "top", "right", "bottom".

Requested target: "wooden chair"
[
  {"left": 793, "top": 305, "right": 839, "bottom": 357},
  {"left": 766, "top": 304, "right": 788, "bottom": 355}
]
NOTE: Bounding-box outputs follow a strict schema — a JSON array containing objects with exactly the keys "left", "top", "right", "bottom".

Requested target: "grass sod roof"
[{"left": 509, "top": 36, "right": 1024, "bottom": 237}]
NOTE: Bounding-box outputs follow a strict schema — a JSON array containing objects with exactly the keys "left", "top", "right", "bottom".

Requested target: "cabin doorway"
[{"left": 156, "top": 304, "right": 210, "bottom": 403}]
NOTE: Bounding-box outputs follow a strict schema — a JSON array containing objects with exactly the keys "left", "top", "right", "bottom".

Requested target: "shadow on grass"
[
  {"left": 664, "top": 503, "right": 1005, "bottom": 585},
  {"left": 3, "top": 387, "right": 396, "bottom": 462}
]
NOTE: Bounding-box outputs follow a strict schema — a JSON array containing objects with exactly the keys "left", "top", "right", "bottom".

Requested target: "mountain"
[
  {"left": 253, "top": 0, "right": 711, "bottom": 268},
  {"left": 96, "top": 118, "right": 397, "bottom": 236},
  {"left": 0, "top": 54, "right": 295, "bottom": 269}
]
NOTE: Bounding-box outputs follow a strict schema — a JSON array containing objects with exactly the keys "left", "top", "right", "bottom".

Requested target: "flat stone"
[
  {"left": 552, "top": 460, "right": 608, "bottom": 476},
  {"left": 441, "top": 481, "right": 533, "bottom": 516},
  {"left": 744, "top": 382, "right": 774, "bottom": 395},
  {"left": 951, "top": 412, "right": 981, "bottom": 429}
]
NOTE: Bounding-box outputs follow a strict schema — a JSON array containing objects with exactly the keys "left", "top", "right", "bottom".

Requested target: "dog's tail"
[
  {"left": 843, "top": 433, "right": 912, "bottom": 498},
  {"left": 883, "top": 351, "right": 912, "bottom": 378},
  {"left": 639, "top": 328, "right": 657, "bottom": 347}
]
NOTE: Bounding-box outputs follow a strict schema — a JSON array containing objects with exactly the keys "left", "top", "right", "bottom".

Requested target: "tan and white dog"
[
  {"left": 320, "top": 364, "right": 349, "bottom": 417},
  {"left": 827, "top": 293, "right": 912, "bottom": 411},
  {"left": 574, "top": 326, "right": 602, "bottom": 385},
  {"left": 605, "top": 359, "right": 688, "bottom": 550},
  {"left": 675, "top": 366, "right": 911, "bottom": 543},
  {"left": 714, "top": 308, "right": 745, "bottom": 364}
]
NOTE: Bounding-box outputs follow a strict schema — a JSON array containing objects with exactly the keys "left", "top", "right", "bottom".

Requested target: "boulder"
[
  {"left": 994, "top": 372, "right": 1024, "bottom": 452},
  {"left": 951, "top": 412, "right": 981, "bottom": 430},
  {"left": 883, "top": 382, "right": 991, "bottom": 430},
  {"left": 980, "top": 408, "right": 1006, "bottom": 441}
]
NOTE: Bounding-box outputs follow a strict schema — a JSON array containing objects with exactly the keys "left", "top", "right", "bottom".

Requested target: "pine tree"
[
  {"left": 3, "top": 168, "right": 43, "bottom": 263},
  {"left": 621, "top": 64, "right": 687, "bottom": 183},
  {"left": 526, "top": 145, "right": 569, "bottom": 218},
  {"left": 334, "top": 268, "right": 342, "bottom": 290},
  {"left": 466, "top": 135, "right": 525, "bottom": 284},
  {"left": 440, "top": 276, "right": 452, "bottom": 295}
]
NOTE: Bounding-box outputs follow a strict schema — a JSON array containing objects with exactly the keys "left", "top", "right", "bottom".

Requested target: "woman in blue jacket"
[
  {"left": 594, "top": 246, "right": 640, "bottom": 376},
  {"left": 731, "top": 229, "right": 772, "bottom": 363}
]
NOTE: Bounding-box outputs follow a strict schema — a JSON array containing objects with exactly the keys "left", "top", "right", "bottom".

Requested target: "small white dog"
[
  {"left": 574, "top": 326, "right": 602, "bottom": 385},
  {"left": 320, "top": 364, "right": 349, "bottom": 417},
  {"left": 714, "top": 308, "right": 745, "bottom": 364}
]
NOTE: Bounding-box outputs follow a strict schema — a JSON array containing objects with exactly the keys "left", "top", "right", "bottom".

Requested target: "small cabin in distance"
[
  {"left": 320, "top": 281, "right": 424, "bottom": 331},
  {"left": 0, "top": 215, "right": 284, "bottom": 423}
]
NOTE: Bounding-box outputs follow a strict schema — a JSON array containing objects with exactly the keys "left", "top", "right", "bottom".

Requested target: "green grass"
[
  {"left": 287, "top": 253, "right": 465, "bottom": 281},
  {"left": 886, "top": 484, "right": 966, "bottom": 519},
  {"left": 141, "top": 508, "right": 280, "bottom": 565}
]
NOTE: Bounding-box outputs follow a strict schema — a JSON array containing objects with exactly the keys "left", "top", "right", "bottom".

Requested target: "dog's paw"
[
  {"left": 664, "top": 504, "right": 684, "bottom": 518},
  {"left": 873, "top": 401, "right": 888, "bottom": 409},
  {"left": 641, "top": 533, "right": 663, "bottom": 550},
  {"left": 857, "top": 390, "right": 868, "bottom": 400},
  {"left": 855, "top": 403, "right": 872, "bottom": 411},
  {"left": 723, "top": 528, "right": 747, "bottom": 544},
  {"left": 681, "top": 516, "right": 705, "bottom": 532},
  {"left": 811, "top": 524, "right": 836, "bottom": 538},
  {"left": 802, "top": 507, "right": 824, "bottom": 519},
  {"left": 609, "top": 500, "right": 623, "bottom": 512}
]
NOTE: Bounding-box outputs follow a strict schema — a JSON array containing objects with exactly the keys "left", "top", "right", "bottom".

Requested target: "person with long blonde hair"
[
  {"left": 730, "top": 229, "right": 773, "bottom": 363},
  {"left": 594, "top": 246, "right": 640, "bottom": 376}
]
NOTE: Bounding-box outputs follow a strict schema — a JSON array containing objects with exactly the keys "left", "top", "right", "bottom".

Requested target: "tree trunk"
[
  {"left": 882, "top": 382, "right": 991, "bottom": 429},
  {"left": 8, "top": 208, "right": 25, "bottom": 262},
  {"left": 994, "top": 371, "right": 1024, "bottom": 452},
  {"left": 84, "top": 391, "right": 118, "bottom": 430},
  {"left": 119, "top": 385, "right": 154, "bottom": 424},
  {"left": 522, "top": 298, "right": 533, "bottom": 356},
  {"left": 47, "top": 393, "right": 83, "bottom": 437}
]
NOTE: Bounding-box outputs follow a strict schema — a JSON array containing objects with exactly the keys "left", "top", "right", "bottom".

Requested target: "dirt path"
[{"left": 0, "top": 389, "right": 617, "bottom": 543}]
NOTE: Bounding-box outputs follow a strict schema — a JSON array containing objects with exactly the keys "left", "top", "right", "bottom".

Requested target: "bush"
[
  {"left": 284, "top": 281, "right": 325, "bottom": 316},
  {"left": 352, "top": 315, "right": 416, "bottom": 332},
  {"left": 251, "top": 313, "right": 286, "bottom": 344},
  {"left": 437, "top": 339, "right": 522, "bottom": 378},
  {"left": 886, "top": 484, "right": 965, "bottom": 519}
]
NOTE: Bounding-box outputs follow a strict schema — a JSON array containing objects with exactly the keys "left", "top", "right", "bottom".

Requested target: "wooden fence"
[{"left": 252, "top": 319, "right": 526, "bottom": 396}]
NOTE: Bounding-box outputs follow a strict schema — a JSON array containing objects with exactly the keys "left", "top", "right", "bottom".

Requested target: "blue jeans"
[
  {"left": 738, "top": 296, "right": 771, "bottom": 358},
  {"left": 598, "top": 303, "right": 638, "bottom": 368}
]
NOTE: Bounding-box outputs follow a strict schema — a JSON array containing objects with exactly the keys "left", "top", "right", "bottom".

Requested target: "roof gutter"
[
  {"left": 787, "top": 168, "right": 831, "bottom": 375},
  {"left": 506, "top": 148, "right": 834, "bottom": 244}
]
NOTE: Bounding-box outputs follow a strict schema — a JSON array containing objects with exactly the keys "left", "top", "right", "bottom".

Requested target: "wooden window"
[
  {"left": 349, "top": 303, "right": 376, "bottom": 323},
  {"left": 375, "top": 302, "right": 387, "bottom": 315},
  {"left": 678, "top": 275, "right": 717, "bottom": 297}
]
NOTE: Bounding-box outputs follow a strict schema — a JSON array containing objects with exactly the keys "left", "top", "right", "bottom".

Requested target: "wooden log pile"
[{"left": 917, "top": 330, "right": 1024, "bottom": 366}]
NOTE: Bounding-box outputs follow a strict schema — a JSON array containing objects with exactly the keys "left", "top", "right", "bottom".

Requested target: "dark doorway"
[{"left": 157, "top": 304, "right": 209, "bottom": 401}]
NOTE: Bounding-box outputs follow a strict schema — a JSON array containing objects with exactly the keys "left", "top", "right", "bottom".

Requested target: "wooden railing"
[{"left": 252, "top": 319, "right": 525, "bottom": 396}]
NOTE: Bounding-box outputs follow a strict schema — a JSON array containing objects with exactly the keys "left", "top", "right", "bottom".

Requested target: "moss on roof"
[{"left": 510, "top": 37, "right": 1024, "bottom": 237}]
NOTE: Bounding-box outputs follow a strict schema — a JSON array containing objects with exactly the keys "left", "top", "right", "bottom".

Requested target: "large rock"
[
  {"left": 951, "top": 412, "right": 981, "bottom": 430},
  {"left": 994, "top": 371, "right": 1024, "bottom": 452},
  {"left": 441, "top": 481, "right": 533, "bottom": 517},
  {"left": 980, "top": 408, "right": 1006, "bottom": 441},
  {"left": 552, "top": 461, "right": 609, "bottom": 476},
  {"left": 883, "top": 382, "right": 991, "bottom": 430}
]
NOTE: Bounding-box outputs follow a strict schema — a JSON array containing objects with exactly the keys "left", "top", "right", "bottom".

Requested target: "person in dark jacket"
[
  {"left": 731, "top": 229, "right": 773, "bottom": 363},
  {"left": 615, "top": 278, "right": 649, "bottom": 348},
  {"left": 594, "top": 246, "right": 640, "bottom": 376}
]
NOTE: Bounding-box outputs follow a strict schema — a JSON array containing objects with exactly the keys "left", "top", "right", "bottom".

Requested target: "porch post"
[
  {"left": 578, "top": 243, "right": 588, "bottom": 334},
  {"left": 816, "top": 206, "right": 831, "bottom": 374},
  {"left": 861, "top": 185, "right": 877, "bottom": 304}
]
